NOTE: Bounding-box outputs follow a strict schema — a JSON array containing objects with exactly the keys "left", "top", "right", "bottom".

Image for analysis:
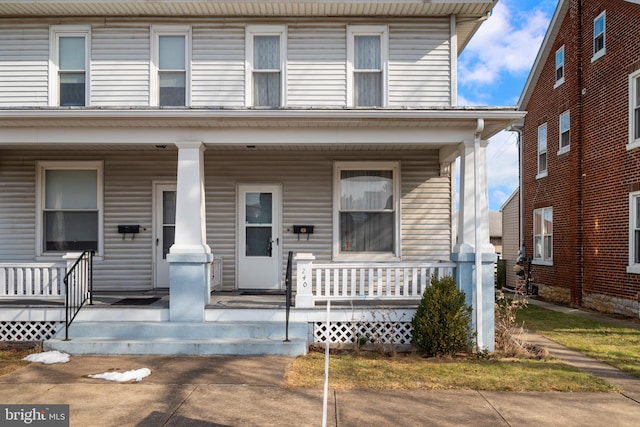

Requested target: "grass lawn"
[
  {"left": 517, "top": 304, "right": 640, "bottom": 379},
  {"left": 284, "top": 350, "right": 615, "bottom": 391},
  {"left": 0, "top": 342, "right": 40, "bottom": 376}
]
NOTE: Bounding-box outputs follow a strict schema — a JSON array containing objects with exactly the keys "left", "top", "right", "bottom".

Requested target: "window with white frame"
[
  {"left": 37, "top": 162, "right": 103, "bottom": 256},
  {"left": 629, "top": 192, "right": 640, "bottom": 273},
  {"left": 151, "top": 26, "right": 191, "bottom": 107},
  {"left": 348, "top": 26, "right": 388, "bottom": 107},
  {"left": 246, "top": 25, "right": 286, "bottom": 107},
  {"left": 334, "top": 162, "right": 399, "bottom": 258},
  {"left": 593, "top": 11, "right": 606, "bottom": 61},
  {"left": 533, "top": 207, "right": 553, "bottom": 263},
  {"left": 49, "top": 26, "right": 90, "bottom": 107},
  {"left": 629, "top": 70, "right": 640, "bottom": 149},
  {"left": 555, "top": 46, "right": 565, "bottom": 87},
  {"left": 538, "top": 123, "right": 548, "bottom": 177},
  {"left": 559, "top": 110, "right": 570, "bottom": 153}
]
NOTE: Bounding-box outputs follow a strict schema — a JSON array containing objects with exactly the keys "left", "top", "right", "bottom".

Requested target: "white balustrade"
[
  {"left": 0, "top": 263, "right": 66, "bottom": 298},
  {"left": 295, "top": 254, "right": 455, "bottom": 308}
]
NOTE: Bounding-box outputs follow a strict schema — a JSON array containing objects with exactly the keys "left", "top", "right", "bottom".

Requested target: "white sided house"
[{"left": 0, "top": 0, "right": 523, "bottom": 355}]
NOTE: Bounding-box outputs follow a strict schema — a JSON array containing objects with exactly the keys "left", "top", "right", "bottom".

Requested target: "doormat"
[
  {"left": 239, "top": 291, "right": 286, "bottom": 296},
  {"left": 111, "top": 297, "right": 161, "bottom": 306}
]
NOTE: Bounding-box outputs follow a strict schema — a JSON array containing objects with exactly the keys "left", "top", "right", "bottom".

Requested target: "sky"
[{"left": 457, "top": 0, "right": 559, "bottom": 211}]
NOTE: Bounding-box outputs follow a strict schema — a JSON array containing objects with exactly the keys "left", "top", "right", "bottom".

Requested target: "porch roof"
[
  {"left": 0, "top": 107, "right": 524, "bottom": 147},
  {"left": 0, "top": 0, "right": 498, "bottom": 53}
]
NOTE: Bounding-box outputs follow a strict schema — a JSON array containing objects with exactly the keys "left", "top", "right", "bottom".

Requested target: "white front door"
[
  {"left": 154, "top": 183, "right": 176, "bottom": 288},
  {"left": 237, "top": 184, "right": 281, "bottom": 290}
]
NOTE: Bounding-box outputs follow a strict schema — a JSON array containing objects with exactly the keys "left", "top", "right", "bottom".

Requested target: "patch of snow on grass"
[{"left": 23, "top": 351, "right": 70, "bottom": 364}]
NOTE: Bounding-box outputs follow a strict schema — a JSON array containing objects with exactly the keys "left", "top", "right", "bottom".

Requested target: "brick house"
[{"left": 517, "top": 0, "right": 640, "bottom": 316}]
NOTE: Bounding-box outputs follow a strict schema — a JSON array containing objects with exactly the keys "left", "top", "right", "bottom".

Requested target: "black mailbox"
[
  {"left": 118, "top": 225, "right": 140, "bottom": 234},
  {"left": 293, "top": 225, "right": 314, "bottom": 240}
]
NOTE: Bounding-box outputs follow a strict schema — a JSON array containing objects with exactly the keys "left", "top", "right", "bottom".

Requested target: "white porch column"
[
  {"left": 167, "top": 141, "right": 213, "bottom": 322},
  {"left": 451, "top": 121, "right": 495, "bottom": 352}
]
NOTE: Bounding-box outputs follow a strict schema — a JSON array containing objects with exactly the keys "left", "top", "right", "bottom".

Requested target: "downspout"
[
  {"left": 474, "top": 118, "right": 484, "bottom": 350},
  {"left": 576, "top": 0, "right": 584, "bottom": 306}
]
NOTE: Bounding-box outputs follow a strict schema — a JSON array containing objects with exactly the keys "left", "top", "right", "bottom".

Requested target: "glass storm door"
[
  {"left": 154, "top": 184, "right": 176, "bottom": 287},
  {"left": 237, "top": 184, "right": 281, "bottom": 289}
]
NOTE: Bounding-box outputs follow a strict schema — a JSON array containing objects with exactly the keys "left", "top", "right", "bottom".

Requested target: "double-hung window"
[
  {"left": 49, "top": 26, "right": 90, "bottom": 107},
  {"left": 151, "top": 26, "right": 191, "bottom": 107},
  {"left": 628, "top": 192, "right": 640, "bottom": 273},
  {"left": 593, "top": 11, "right": 606, "bottom": 61},
  {"left": 533, "top": 207, "right": 553, "bottom": 264},
  {"left": 334, "top": 162, "right": 399, "bottom": 259},
  {"left": 537, "top": 123, "right": 548, "bottom": 177},
  {"left": 246, "top": 25, "right": 286, "bottom": 107},
  {"left": 37, "top": 162, "right": 103, "bottom": 257},
  {"left": 348, "top": 26, "right": 388, "bottom": 107},
  {"left": 628, "top": 70, "right": 640, "bottom": 149},
  {"left": 555, "top": 46, "right": 564, "bottom": 87},
  {"left": 559, "top": 110, "right": 570, "bottom": 154}
]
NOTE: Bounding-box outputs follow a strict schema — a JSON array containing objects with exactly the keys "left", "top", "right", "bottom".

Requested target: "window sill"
[
  {"left": 532, "top": 259, "right": 553, "bottom": 267},
  {"left": 557, "top": 147, "right": 570, "bottom": 156},
  {"left": 553, "top": 78, "right": 564, "bottom": 89},
  {"left": 626, "top": 140, "right": 640, "bottom": 151},
  {"left": 536, "top": 171, "right": 548, "bottom": 180},
  {"left": 36, "top": 254, "right": 103, "bottom": 262},
  {"left": 626, "top": 265, "right": 640, "bottom": 274},
  {"left": 591, "top": 49, "right": 606, "bottom": 63}
]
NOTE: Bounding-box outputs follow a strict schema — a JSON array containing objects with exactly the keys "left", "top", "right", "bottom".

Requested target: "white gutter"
[{"left": 474, "top": 117, "right": 484, "bottom": 350}]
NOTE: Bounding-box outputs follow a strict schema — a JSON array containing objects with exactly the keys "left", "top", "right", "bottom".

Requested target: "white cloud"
[
  {"left": 459, "top": 1, "right": 550, "bottom": 87},
  {"left": 487, "top": 130, "right": 520, "bottom": 210}
]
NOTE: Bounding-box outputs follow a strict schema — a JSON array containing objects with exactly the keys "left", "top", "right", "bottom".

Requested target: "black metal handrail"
[
  {"left": 64, "top": 250, "right": 94, "bottom": 340},
  {"left": 284, "top": 251, "right": 293, "bottom": 342}
]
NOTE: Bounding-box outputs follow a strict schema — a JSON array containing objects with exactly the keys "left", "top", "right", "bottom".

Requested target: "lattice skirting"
[
  {"left": 313, "top": 321, "right": 413, "bottom": 345},
  {"left": 0, "top": 321, "right": 63, "bottom": 341}
]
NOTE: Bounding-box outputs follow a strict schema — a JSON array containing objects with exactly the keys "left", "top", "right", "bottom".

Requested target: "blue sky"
[{"left": 457, "top": 0, "right": 559, "bottom": 211}]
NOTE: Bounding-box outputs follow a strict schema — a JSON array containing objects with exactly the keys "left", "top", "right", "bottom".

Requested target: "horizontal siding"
[
  {"left": 192, "top": 24, "right": 245, "bottom": 107},
  {"left": 91, "top": 25, "right": 150, "bottom": 106},
  {"left": 287, "top": 23, "right": 346, "bottom": 107},
  {"left": 0, "top": 149, "right": 449, "bottom": 291},
  {"left": 0, "top": 24, "right": 49, "bottom": 106},
  {"left": 502, "top": 191, "right": 520, "bottom": 290},
  {"left": 389, "top": 20, "right": 451, "bottom": 107}
]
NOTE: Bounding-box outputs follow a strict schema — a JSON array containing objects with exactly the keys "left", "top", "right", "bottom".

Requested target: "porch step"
[{"left": 43, "top": 321, "right": 309, "bottom": 356}]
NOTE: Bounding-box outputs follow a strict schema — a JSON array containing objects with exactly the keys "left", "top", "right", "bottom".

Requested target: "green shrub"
[{"left": 411, "top": 275, "right": 474, "bottom": 357}]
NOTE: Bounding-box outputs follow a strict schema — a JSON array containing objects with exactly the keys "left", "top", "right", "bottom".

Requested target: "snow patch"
[
  {"left": 88, "top": 368, "right": 151, "bottom": 382},
  {"left": 23, "top": 351, "right": 70, "bottom": 364}
]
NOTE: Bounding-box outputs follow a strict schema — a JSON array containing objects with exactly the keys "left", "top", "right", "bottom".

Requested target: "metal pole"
[{"left": 322, "top": 299, "right": 331, "bottom": 427}]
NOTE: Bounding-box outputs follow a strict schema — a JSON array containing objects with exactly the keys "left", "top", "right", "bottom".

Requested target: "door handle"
[{"left": 267, "top": 239, "right": 273, "bottom": 257}]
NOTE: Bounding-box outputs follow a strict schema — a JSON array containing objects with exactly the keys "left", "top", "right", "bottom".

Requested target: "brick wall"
[{"left": 522, "top": 0, "right": 640, "bottom": 315}]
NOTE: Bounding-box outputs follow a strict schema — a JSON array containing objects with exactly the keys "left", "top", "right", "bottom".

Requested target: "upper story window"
[
  {"left": 628, "top": 192, "right": 640, "bottom": 273},
  {"left": 49, "top": 26, "right": 90, "bottom": 107},
  {"left": 554, "top": 46, "right": 565, "bottom": 87},
  {"left": 347, "top": 26, "right": 388, "bottom": 107},
  {"left": 151, "top": 26, "right": 191, "bottom": 107},
  {"left": 537, "top": 123, "right": 548, "bottom": 177},
  {"left": 333, "top": 161, "right": 400, "bottom": 260},
  {"left": 559, "top": 110, "right": 570, "bottom": 154},
  {"left": 246, "top": 25, "right": 286, "bottom": 107},
  {"left": 36, "top": 161, "right": 103, "bottom": 258},
  {"left": 593, "top": 11, "right": 606, "bottom": 61},
  {"left": 628, "top": 70, "right": 640, "bottom": 150},
  {"left": 533, "top": 207, "right": 553, "bottom": 264}
]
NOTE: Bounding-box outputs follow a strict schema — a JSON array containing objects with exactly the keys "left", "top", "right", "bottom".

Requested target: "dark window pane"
[
  {"left": 163, "top": 225, "right": 175, "bottom": 259},
  {"left": 246, "top": 227, "right": 272, "bottom": 256},
  {"left": 246, "top": 192, "right": 272, "bottom": 224},
  {"left": 354, "top": 73, "right": 381, "bottom": 107},
  {"left": 340, "top": 212, "right": 393, "bottom": 252},
  {"left": 159, "top": 72, "right": 185, "bottom": 106},
  {"left": 44, "top": 211, "right": 98, "bottom": 251},
  {"left": 253, "top": 72, "right": 280, "bottom": 107},
  {"left": 60, "top": 73, "right": 85, "bottom": 106}
]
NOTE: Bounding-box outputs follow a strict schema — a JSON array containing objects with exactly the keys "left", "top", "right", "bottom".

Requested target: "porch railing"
[
  {"left": 0, "top": 262, "right": 66, "bottom": 299},
  {"left": 64, "top": 251, "right": 94, "bottom": 340},
  {"left": 294, "top": 253, "right": 456, "bottom": 308}
]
